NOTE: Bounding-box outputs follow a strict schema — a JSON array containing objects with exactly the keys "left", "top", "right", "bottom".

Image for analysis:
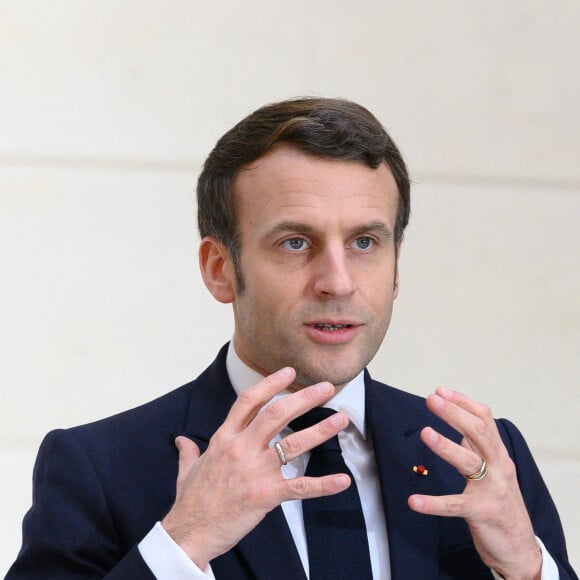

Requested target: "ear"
[
  {"left": 199, "top": 237, "right": 236, "bottom": 304},
  {"left": 393, "top": 242, "right": 402, "bottom": 299}
]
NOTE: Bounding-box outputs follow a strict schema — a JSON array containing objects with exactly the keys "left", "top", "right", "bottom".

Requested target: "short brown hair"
[{"left": 197, "top": 97, "right": 410, "bottom": 289}]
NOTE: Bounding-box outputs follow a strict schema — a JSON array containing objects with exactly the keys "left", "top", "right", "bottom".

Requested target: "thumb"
[{"left": 174, "top": 436, "right": 200, "bottom": 489}]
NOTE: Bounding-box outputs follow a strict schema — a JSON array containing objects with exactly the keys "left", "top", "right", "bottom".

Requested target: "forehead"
[{"left": 233, "top": 145, "right": 399, "bottom": 231}]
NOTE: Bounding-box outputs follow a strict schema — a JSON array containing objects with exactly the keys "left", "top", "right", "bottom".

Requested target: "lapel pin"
[{"left": 413, "top": 464, "right": 428, "bottom": 476}]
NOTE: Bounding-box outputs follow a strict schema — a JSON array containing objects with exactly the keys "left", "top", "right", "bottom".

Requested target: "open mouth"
[{"left": 313, "top": 323, "right": 353, "bottom": 331}]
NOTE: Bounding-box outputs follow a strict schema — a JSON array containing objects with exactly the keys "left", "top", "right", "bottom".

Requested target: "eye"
[
  {"left": 281, "top": 238, "right": 309, "bottom": 251},
  {"left": 353, "top": 236, "right": 374, "bottom": 250}
]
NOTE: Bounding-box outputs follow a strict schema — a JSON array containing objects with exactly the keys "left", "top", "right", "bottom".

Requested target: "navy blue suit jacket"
[{"left": 8, "top": 345, "right": 577, "bottom": 579}]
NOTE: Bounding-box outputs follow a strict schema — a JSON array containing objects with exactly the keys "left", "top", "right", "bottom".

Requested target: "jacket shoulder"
[{"left": 70, "top": 378, "right": 196, "bottom": 442}]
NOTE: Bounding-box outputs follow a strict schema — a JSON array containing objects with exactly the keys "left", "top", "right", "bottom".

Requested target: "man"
[{"left": 8, "top": 98, "right": 576, "bottom": 579}]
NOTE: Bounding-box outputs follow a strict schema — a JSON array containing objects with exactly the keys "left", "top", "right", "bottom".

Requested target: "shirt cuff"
[
  {"left": 490, "top": 536, "right": 559, "bottom": 580},
  {"left": 138, "top": 521, "right": 215, "bottom": 580}
]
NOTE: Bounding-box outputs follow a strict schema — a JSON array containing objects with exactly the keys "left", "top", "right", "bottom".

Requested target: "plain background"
[{"left": 1, "top": 1, "right": 578, "bottom": 573}]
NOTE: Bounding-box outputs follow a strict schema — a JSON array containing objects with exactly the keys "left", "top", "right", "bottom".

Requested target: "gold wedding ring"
[{"left": 464, "top": 458, "right": 488, "bottom": 481}]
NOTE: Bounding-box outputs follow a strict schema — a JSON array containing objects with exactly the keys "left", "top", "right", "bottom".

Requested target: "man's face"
[{"left": 229, "top": 145, "right": 400, "bottom": 389}]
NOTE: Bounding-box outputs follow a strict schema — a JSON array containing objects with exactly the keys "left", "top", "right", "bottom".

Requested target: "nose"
[{"left": 312, "top": 244, "right": 355, "bottom": 299}]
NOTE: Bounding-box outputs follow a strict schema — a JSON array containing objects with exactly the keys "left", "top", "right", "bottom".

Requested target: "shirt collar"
[{"left": 225, "top": 342, "right": 367, "bottom": 439}]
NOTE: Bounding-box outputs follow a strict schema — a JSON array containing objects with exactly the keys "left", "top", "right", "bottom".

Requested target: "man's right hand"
[{"left": 161, "top": 366, "right": 350, "bottom": 570}]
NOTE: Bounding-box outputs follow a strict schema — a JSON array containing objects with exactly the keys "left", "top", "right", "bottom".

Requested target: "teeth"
[{"left": 316, "top": 323, "right": 349, "bottom": 330}]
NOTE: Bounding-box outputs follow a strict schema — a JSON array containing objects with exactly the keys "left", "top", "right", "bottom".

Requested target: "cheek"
[
  {"left": 247, "top": 264, "right": 303, "bottom": 302},
  {"left": 359, "top": 266, "right": 395, "bottom": 296},
  {"left": 239, "top": 276, "right": 292, "bottom": 322}
]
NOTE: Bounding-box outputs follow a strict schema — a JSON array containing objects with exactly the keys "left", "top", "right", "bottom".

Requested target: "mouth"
[
  {"left": 304, "top": 321, "right": 362, "bottom": 344},
  {"left": 311, "top": 323, "right": 354, "bottom": 331}
]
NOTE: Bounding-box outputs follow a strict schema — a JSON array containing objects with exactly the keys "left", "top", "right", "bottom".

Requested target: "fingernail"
[
  {"left": 438, "top": 387, "right": 454, "bottom": 397},
  {"left": 278, "top": 367, "right": 293, "bottom": 377},
  {"left": 431, "top": 394, "right": 444, "bottom": 408},
  {"left": 318, "top": 382, "right": 331, "bottom": 395},
  {"left": 425, "top": 428, "right": 438, "bottom": 444},
  {"left": 330, "top": 413, "right": 345, "bottom": 427}
]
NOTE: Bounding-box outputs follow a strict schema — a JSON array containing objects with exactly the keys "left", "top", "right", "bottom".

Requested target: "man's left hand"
[{"left": 408, "top": 388, "right": 542, "bottom": 580}]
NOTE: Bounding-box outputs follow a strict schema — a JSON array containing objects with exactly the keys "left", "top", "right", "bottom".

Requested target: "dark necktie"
[{"left": 290, "top": 408, "right": 373, "bottom": 580}]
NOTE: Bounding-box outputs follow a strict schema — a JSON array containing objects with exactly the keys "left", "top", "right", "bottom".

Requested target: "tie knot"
[{"left": 289, "top": 407, "right": 341, "bottom": 453}]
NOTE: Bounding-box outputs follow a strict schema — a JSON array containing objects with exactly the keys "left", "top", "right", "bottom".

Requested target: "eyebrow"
[{"left": 269, "top": 220, "right": 393, "bottom": 241}]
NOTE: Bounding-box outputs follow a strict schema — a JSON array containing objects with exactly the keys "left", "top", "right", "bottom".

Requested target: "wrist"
[
  {"left": 495, "top": 545, "right": 542, "bottom": 580},
  {"left": 161, "top": 514, "right": 210, "bottom": 570}
]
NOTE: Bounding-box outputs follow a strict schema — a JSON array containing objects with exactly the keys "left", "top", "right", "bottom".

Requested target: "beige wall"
[{"left": 1, "top": 1, "right": 578, "bottom": 573}]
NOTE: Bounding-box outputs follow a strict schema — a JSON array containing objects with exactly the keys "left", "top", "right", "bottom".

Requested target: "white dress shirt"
[{"left": 138, "top": 344, "right": 559, "bottom": 579}]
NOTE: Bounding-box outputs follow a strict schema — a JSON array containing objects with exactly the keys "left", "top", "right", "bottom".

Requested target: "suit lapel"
[
  {"left": 181, "top": 344, "right": 237, "bottom": 445},
  {"left": 366, "top": 373, "right": 440, "bottom": 580},
  {"left": 180, "top": 344, "right": 306, "bottom": 580}
]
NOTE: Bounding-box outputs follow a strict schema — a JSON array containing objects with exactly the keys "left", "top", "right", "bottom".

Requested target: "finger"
[
  {"left": 435, "top": 388, "right": 495, "bottom": 420},
  {"left": 223, "top": 367, "right": 297, "bottom": 433},
  {"left": 461, "top": 437, "right": 474, "bottom": 452},
  {"left": 434, "top": 388, "right": 502, "bottom": 445},
  {"left": 280, "top": 474, "right": 351, "bottom": 502},
  {"left": 420, "top": 427, "right": 485, "bottom": 477},
  {"left": 426, "top": 392, "right": 501, "bottom": 458},
  {"left": 273, "top": 412, "right": 349, "bottom": 465},
  {"left": 249, "top": 381, "right": 336, "bottom": 444},
  {"left": 408, "top": 493, "right": 471, "bottom": 518},
  {"left": 174, "top": 436, "right": 201, "bottom": 489}
]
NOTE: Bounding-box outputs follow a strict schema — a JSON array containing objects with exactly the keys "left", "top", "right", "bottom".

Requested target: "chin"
[{"left": 294, "top": 362, "right": 364, "bottom": 389}]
